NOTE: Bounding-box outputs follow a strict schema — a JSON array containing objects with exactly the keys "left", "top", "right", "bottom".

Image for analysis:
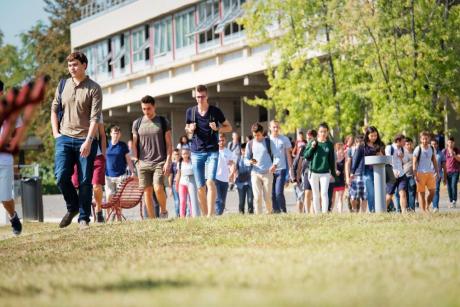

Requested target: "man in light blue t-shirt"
[{"left": 269, "top": 120, "right": 292, "bottom": 213}]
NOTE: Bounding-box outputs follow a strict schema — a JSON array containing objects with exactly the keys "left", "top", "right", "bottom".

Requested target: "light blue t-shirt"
[
  {"left": 270, "top": 135, "right": 292, "bottom": 170},
  {"left": 244, "top": 138, "right": 281, "bottom": 174},
  {"left": 414, "top": 145, "right": 435, "bottom": 173}
]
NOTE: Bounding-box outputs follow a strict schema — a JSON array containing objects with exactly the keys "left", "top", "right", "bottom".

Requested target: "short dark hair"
[
  {"left": 318, "top": 122, "right": 329, "bottom": 130},
  {"left": 405, "top": 137, "right": 413, "bottom": 143},
  {"left": 0, "top": 80, "right": 4, "bottom": 92},
  {"left": 251, "top": 122, "right": 264, "bottom": 134},
  {"left": 173, "top": 149, "right": 180, "bottom": 153},
  {"left": 394, "top": 134, "right": 405, "bottom": 143},
  {"left": 110, "top": 125, "right": 121, "bottom": 132},
  {"left": 196, "top": 84, "right": 208, "bottom": 93},
  {"left": 241, "top": 143, "right": 247, "bottom": 149},
  {"left": 66, "top": 51, "right": 88, "bottom": 66},
  {"left": 141, "top": 95, "right": 155, "bottom": 105},
  {"left": 307, "top": 129, "right": 317, "bottom": 138},
  {"left": 448, "top": 136, "right": 455, "bottom": 142},
  {"left": 431, "top": 139, "right": 438, "bottom": 145}
]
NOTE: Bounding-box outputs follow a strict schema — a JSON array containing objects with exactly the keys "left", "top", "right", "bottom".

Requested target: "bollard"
[{"left": 365, "top": 156, "right": 392, "bottom": 213}]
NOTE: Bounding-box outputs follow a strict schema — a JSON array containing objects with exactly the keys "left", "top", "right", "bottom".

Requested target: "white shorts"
[
  {"left": 0, "top": 164, "right": 14, "bottom": 202},
  {"left": 105, "top": 175, "right": 127, "bottom": 198}
]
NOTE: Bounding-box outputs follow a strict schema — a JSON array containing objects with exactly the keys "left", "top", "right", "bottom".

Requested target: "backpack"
[
  {"left": 133, "top": 115, "right": 168, "bottom": 159},
  {"left": 415, "top": 145, "right": 435, "bottom": 164},
  {"left": 56, "top": 78, "right": 67, "bottom": 131},
  {"left": 247, "top": 138, "right": 273, "bottom": 162}
]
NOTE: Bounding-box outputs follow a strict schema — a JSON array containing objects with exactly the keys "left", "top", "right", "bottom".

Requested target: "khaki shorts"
[
  {"left": 138, "top": 161, "right": 165, "bottom": 188},
  {"left": 416, "top": 172, "right": 436, "bottom": 193}
]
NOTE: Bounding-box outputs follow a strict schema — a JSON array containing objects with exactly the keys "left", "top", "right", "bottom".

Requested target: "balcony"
[{"left": 79, "top": 0, "right": 136, "bottom": 22}]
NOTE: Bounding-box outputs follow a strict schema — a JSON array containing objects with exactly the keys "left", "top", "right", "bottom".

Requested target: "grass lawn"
[{"left": 0, "top": 213, "right": 459, "bottom": 307}]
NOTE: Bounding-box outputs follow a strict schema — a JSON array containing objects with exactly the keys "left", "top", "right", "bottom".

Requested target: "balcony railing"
[{"left": 80, "top": 0, "right": 135, "bottom": 21}]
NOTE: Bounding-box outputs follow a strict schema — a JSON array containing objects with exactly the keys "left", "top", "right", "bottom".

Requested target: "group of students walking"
[{"left": 3, "top": 50, "right": 459, "bottom": 235}]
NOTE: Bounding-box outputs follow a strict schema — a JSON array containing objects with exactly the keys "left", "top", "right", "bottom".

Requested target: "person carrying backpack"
[
  {"left": 244, "top": 122, "right": 281, "bottom": 214},
  {"left": 132, "top": 95, "right": 173, "bottom": 219},
  {"left": 385, "top": 134, "right": 408, "bottom": 213},
  {"left": 413, "top": 131, "right": 440, "bottom": 213},
  {"left": 185, "top": 85, "right": 232, "bottom": 217}
]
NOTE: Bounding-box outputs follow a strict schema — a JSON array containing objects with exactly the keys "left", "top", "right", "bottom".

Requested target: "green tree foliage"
[{"left": 241, "top": 0, "right": 460, "bottom": 141}]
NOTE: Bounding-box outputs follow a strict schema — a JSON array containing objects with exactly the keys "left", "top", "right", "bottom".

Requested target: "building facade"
[{"left": 71, "top": 0, "right": 274, "bottom": 144}]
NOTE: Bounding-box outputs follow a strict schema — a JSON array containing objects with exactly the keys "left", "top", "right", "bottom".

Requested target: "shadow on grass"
[{"left": 76, "top": 278, "right": 190, "bottom": 293}]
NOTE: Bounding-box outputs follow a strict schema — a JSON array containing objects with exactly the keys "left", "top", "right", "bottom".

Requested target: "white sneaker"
[
  {"left": 79, "top": 220, "right": 89, "bottom": 230},
  {"left": 433, "top": 208, "right": 439, "bottom": 213},
  {"left": 453, "top": 201, "right": 457, "bottom": 209}
]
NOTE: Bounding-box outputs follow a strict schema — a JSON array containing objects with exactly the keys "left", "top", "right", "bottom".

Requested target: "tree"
[{"left": 241, "top": 0, "right": 460, "bottom": 141}]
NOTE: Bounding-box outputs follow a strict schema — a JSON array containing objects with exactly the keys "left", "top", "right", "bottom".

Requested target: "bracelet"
[{"left": 86, "top": 136, "right": 95, "bottom": 142}]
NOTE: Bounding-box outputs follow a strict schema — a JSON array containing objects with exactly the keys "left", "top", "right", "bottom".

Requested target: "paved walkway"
[{"left": 9, "top": 184, "right": 458, "bottom": 223}]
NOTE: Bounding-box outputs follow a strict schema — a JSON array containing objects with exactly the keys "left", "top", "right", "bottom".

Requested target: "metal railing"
[{"left": 80, "top": 0, "right": 134, "bottom": 21}]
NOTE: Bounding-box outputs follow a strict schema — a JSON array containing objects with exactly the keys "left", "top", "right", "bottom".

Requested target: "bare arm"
[
  {"left": 132, "top": 134, "right": 139, "bottom": 160},
  {"left": 163, "top": 131, "right": 173, "bottom": 176},
  {"left": 219, "top": 120, "right": 232, "bottom": 134},
  {"left": 51, "top": 112, "right": 60, "bottom": 138},
  {"left": 98, "top": 123, "right": 106, "bottom": 156},
  {"left": 125, "top": 153, "right": 135, "bottom": 176}
]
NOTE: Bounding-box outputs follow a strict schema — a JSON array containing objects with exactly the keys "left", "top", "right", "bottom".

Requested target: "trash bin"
[{"left": 21, "top": 177, "right": 44, "bottom": 222}]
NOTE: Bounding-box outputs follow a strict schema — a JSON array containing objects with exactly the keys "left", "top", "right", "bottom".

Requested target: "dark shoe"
[
  {"left": 59, "top": 211, "right": 79, "bottom": 228},
  {"left": 10, "top": 212, "right": 22, "bottom": 236},
  {"left": 96, "top": 211, "right": 105, "bottom": 223},
  {"left": 79, "top": 220, "right": 89, "bottom": 230}
]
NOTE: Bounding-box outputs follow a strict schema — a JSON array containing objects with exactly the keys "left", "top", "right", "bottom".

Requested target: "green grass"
[{"left": 1, "top": 213, "right": 459, "bottom": 307}]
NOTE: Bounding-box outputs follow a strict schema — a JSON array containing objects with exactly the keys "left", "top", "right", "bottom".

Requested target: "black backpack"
[
  {"left": 247, "top": 138, "right": 273, "bottom": 162},
  {"left": 56, "top": 78, "right": 67, "bottom": 131},
  {"left": 133, "top": 115, "right": 168, "bottom": 159}
]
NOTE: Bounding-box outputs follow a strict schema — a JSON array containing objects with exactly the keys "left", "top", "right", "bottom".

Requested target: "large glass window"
[
  {"left": 111, "top": 32, "right": 129, "bottom": 77},
  {"left": 175, "top": 9, "right": 195, "bottom": 50},
  {"left": 197, "top": 0, "right": 220, "bottom": 47},
  {"left": 217, "top": 0, "right": 245, "bottom": 37},
  {"left": 82, "top": 46, "right": 96, "bottom": 78},
  {"left": 153, "top": 17, "right": 172, "bottom": 57},
  {"left": 95, "top": 39, "right": 111, "bottom": 81},
  {"left": 132, "top": 25, "right": 150, "bottom": 64}
]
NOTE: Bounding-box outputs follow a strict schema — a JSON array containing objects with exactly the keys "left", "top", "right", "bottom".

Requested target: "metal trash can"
[{"left": 21, "top": 177, "right": 44, "bottom": 222}]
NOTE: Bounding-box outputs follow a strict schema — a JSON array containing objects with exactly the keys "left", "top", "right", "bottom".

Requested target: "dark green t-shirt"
[{"left": 132, "top": 116, "right": 171, "bottom": 165}]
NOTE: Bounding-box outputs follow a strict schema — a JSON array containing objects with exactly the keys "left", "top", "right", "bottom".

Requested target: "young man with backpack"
[
  {"left": 51, "top": 52, "right": 102, "bottom": 229},
  {"left": 185, "top": 85, "right": 232, "bottom": 216},
  {"left": 413, "top": 131, "right": 440, "bottom": 213},
  {"left": 244, "top": 122, "right": 281, "bottom": 214},
  {"left": 132, "top": 95, "right": 172, "bottom": 219},
  {"left": 385, "top": 134, "right": 408, "bottom": 213},
  {"left": 269, "top": 120, "right": 293, "bottom": 213}
]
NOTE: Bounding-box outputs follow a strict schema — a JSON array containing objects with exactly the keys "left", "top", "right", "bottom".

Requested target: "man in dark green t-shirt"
[{"left": 132, "top": 95, "right": 172, "bottom": 218}]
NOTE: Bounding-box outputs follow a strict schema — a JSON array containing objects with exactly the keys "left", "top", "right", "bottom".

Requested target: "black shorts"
[{"left": 386, "top": 175, "right": 407, "bottom": 195}]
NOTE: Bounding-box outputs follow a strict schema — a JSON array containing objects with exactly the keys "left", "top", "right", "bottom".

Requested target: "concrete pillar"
[{"left": 365, "top": 156, "right": 392, "bottom": 213}]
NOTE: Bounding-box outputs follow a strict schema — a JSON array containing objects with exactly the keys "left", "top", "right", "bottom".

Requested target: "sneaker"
[
  {"left": 96, "top": 211, "right": 105, "bottom": 223},
  {"left": 433, "top": 208, "right": 439, "bottom": 213},
  {"left": 79, "top": 220, "right": 89, "bottom": 230},
  {"left": 10, "top": 212, "right": 22, "bottom": 236},
  {"left": 59, "top": 211, "right": 79, "bottom": 228},
  {"left": 159, "top": 211, "right": 168, "bottom": 219}
]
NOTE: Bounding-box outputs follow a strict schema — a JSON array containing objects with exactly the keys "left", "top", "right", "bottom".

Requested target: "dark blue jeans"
[
  {"left": 54, "top": 135, "right": 97, "bottom": 222},
  {"left": 172, "top": 183, "right": 180, "bottom": 217},
  {"left": 237, "top": 184, "right": 253, "bottom": 214},
  {"left": 215, "top": 179, "right": 229, "bottom": 215},
  {"left": 447, "top": 172, "right": 459, "bottom": 202},
  {"left": 433, "top": 177, "right": 442, "bottom": 209},
  {"left": 364, "top": 168, "right": 375, "bottom": 212},
  {"left": 272, "top": 169, "right": 287, "bottom": 213}
]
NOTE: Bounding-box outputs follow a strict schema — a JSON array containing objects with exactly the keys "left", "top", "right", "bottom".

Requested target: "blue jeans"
[
  {"left": 172, "top": 183, "right": 180, "bottom": 217},
  {"left": 272, "top": 169, "right": 287, "bottom": 213},
  {"left": 215, "top": 179, "right": 229, "bottom": 215},
  {"left": 54, "top": 135, "right": 98, "bottom": 222},
  {"left": 191, "top": 151, "right": 219, "bottom": 188},
  {"left": 363, "top": 168, "right": 375, "bottom": 212},
  {"left": 433, "top": 177, "right": 442, "bottom": 209},
  {"left": 237, "top": 184, "right": 253, "bottom": 214},
  {"left": 447, "top": 172, "right": 459, "bottom": 202}
]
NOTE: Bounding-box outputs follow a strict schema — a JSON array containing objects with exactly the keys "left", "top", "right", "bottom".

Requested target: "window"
[
  {"left": 82, "top": 46, "right": 96, "bottom": 77},
  {"left": 175, "top": 9, "right": 195, "bottom": 50},
  {"left": 95, "top": 40, "right": 111, "bottom": 79},
  {"left": 111, "top": 33, "right": 129, "bottom": 71},
  {"left": 197, "top": 0, "right": 220, "bottom": 45},
  {"left": 132, "top": 25, "right": 150, "bottom": 63},
  {"left": 218, "top": 0, "right": 245, "bottom": 37},
  {"left": 153, "top": 17, "right": 172, "bottom": 57}
]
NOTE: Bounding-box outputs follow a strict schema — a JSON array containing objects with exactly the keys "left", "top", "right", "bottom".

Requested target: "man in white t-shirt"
[
  {"left": 0, "top": 108, "right": 23, "bottom": 235},
  {"left": 269, "top": 120, "right": 293, "bottom": 213},
  {"left": 215, "top": 133, "right": 236, "bottom": 215},
  {"left": 385, "top": 134, "right": 408, "bottom": 213},
  {"left": 413, "top": 131, "right": 439, "bottom": 213}
]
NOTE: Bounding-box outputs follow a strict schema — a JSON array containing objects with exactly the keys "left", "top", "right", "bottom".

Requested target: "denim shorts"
[{"left": 191, "top": 151, "right": 219, "bottom": 188}]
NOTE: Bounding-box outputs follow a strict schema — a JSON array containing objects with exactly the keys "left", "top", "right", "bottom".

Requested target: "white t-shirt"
[
  {"left": 413, "top": 145, "right": 435, "bottom": 173},
  {"left": 270, "top": 134, "right": 292, "bottom": 170},
  {"left": 0, "top": 117, "right": 23, "bottom": 166},
  {"left": 216, "top": 147, "right": 237, "bottom": 182},
  {"left": 385, "top": 144, "right": 405, "bottom": 178},
  {"left": 179, "top": 161, "right": 194, "bottom": 185}
]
